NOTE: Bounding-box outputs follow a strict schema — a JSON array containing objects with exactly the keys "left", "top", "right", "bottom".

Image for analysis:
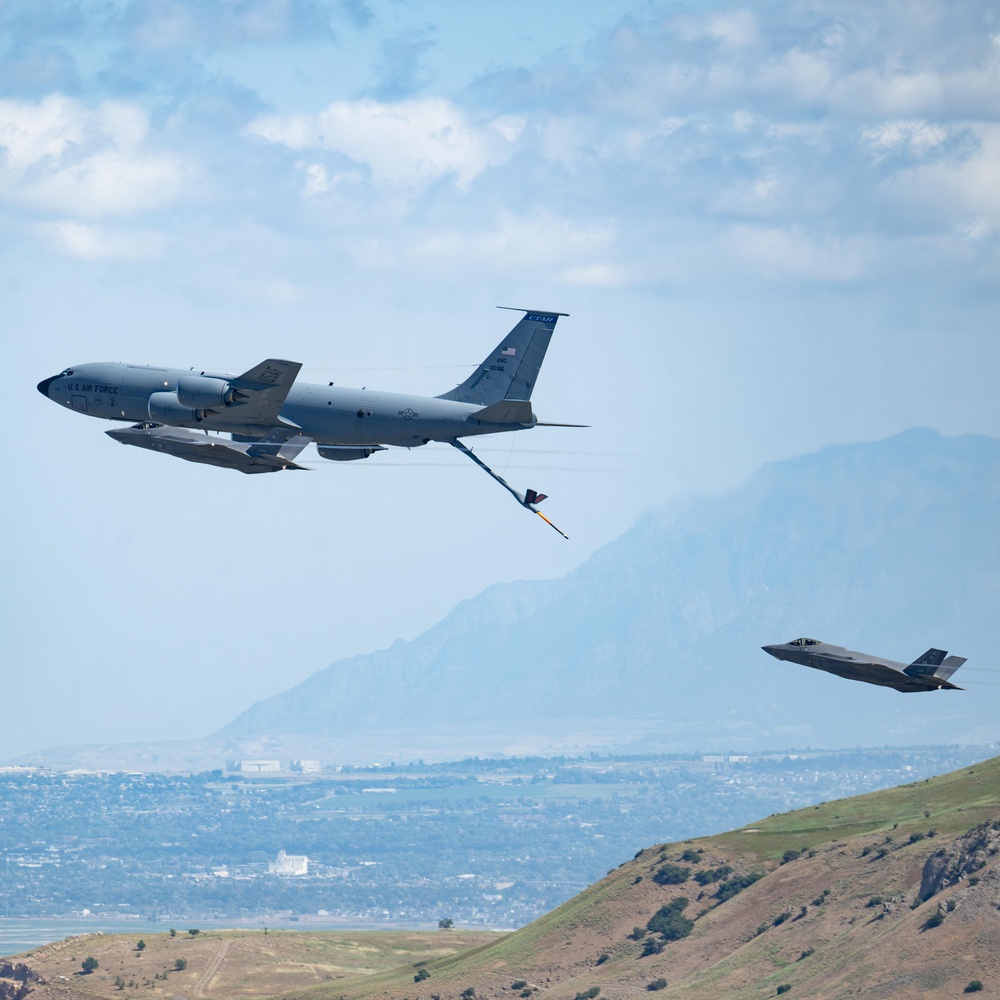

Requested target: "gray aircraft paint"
[
  {"left": 37, "top": 309, "right": 577, "bottom": 532},
  {"left": 762, "top": 638, "right": 966, "bottom": 692},
  {"left": 38, "top": 310, "right": 564, "bottom": 453}
]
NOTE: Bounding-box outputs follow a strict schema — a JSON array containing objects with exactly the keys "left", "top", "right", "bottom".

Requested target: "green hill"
[
  {"left": 295, "top": 752, "right": 1000, "bottom": 999},
  {"left": 14, "top": 754, "right": 1000, "bottom": 1000}
]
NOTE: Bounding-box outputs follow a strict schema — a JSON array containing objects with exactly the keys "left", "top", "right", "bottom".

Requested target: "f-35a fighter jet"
[
  {"left": 37, "top": 308, "right": 582, "bottom": 536},
  {"left": 762, "top": 638, "right": 966, "bottom": 692}
]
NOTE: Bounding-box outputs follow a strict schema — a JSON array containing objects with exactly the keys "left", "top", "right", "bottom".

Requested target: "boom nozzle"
[{"left": 447, "top": 438, "right": 569, "bottom": 539}]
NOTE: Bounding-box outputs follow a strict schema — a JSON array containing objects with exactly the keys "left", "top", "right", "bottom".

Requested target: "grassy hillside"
[
  {"left": 293, "top": 753, "right": 1000, "bottom": 999},
  {"left": 12, "top": 754, "right": 1000, "bottom": 1000},
  {"left": 15, "top": 929, "right": 498, "bottom": 1000}
]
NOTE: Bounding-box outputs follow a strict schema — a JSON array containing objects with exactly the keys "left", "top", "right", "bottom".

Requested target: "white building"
[
  {"left": 226, "top": 759, "right": 280, "bottom": 773},
  {"left": 268, "top": 850, "right": 308, "bottom": 875},
  {"left": 290, "top": 759, "right": 321, "bottom": 773}
]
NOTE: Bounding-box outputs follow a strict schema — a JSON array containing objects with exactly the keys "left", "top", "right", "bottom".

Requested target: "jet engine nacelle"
[
  {"left": 148, "top": 391, "right": 206, "bottom": 427},
  {"left": 176, "top": 375, "right": 237, "bottom": 409},
  {"left": 316, "top": 445, "right": 387, "bottom": 461}
]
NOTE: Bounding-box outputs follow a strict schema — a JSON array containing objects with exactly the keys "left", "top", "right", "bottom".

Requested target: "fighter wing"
[
  {"left": 106, "top": 424, "right": 310, "bottom": 474},
  {"left": 229, "top": 359, "right": 302, "bottom": 426}
]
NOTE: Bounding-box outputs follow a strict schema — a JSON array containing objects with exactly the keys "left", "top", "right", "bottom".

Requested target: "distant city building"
[
  {"left": 226, "top": 759, "right": 280, "bottom": 773},
  {"left": 290, "top": 759, "right": 321, "bottom": 773},
  {"left": 268, "top": 850, "right": 308, "bottom": 875}
]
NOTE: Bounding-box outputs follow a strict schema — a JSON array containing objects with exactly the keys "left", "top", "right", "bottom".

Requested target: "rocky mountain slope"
[{"left": 219, "top": 428, "right": 1000, "bottom": 753}]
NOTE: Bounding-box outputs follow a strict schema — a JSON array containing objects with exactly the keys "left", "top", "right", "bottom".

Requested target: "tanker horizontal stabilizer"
[{"left": 473, "top": 399, "right": 534, "bottom": 424}]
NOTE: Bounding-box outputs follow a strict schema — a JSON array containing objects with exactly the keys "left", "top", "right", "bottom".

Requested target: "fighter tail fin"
[
  {"left": 437, "top": 307, "right": 567, "bottom": 405},
  {"left": 904, "top": 648, "right": 967, "bottom": 683}
]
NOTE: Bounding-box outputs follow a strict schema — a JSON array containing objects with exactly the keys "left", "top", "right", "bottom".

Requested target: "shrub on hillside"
[
  {"left": 647, "top": 898, "right": 694, "bottom": 941},
  {"left": 646, "top": 978, "right": 668, "bottom": 991},
  {"left": 652, "top": 862, "right": 690, "bottom": 885},
  {"left": 680, "top": 848, "right": 701, "bottom": 863},
  {"left": 694, "top": 865, "right": 733, "bottom": 886},
  {"left": 640, "top": 937, "right": 664, "bottom": 957},
  {"left": 715, "top": 870, "right": 764, "bottom": 902},
  {"left": 965, "top": 981, "right": 984, "bottom": 993}
]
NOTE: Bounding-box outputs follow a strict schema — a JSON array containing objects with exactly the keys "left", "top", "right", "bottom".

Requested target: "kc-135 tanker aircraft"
[
  {"left": 762, "top": 638, "right": 967, "bottom": 692},
  {"left": 38, "top": 308, "right": 583, "bottom": 537}
]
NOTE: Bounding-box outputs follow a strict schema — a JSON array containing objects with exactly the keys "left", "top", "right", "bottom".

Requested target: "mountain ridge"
[{"left": 218, "top": 427, "right": 1000, "bottom": 752}]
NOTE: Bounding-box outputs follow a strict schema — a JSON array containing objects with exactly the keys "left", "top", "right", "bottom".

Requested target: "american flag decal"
[{"left": 502, "top": 346, "right": 516, "bottom": 356}]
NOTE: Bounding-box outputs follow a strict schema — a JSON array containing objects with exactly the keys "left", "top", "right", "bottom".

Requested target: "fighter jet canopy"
[{"left": 787, "top": 637, "right": 821, "bottom": 646}]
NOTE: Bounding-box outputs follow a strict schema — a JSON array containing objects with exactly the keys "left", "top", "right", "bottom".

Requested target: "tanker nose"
[{"left": 37, "top": 375, "right": 58, "bottom": 398}]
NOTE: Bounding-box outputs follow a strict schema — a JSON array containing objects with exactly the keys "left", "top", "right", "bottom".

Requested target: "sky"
[{"left": 4, "top": 0, "right": 1000, "bottom": 761}]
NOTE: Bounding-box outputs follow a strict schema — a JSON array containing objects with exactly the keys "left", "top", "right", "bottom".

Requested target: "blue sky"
[{"left": 4, "top": 0, "right": 1000, "bottom": 759}]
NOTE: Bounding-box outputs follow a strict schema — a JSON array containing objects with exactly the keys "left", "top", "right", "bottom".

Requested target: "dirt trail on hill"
[{"left": 193, "top": 939, "right": 231, "bottom": 997}]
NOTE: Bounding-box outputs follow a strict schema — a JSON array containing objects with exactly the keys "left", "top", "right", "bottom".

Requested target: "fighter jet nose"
[
  {"left": 761, "top": 645, "right": 780, "bottom": 657},
  {"left": 37, "top": 375, "right": 58, "bottom": 398}
]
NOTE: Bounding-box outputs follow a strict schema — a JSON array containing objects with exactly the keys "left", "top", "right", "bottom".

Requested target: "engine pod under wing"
[{"left": 316, "top": 444, "right": 387, "bottom": 461}]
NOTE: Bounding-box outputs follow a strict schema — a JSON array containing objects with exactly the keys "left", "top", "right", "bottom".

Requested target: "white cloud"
[
  {"left": 0, "top": 94, "right": 188, "bottom": 218},
  {"left": 588, "top": 4, "right": 1000, "bottom": 122},
  {"left": 247, "top": 97, "right": 524, "bottom": 190},
  {"left": 670, "top": 9, "right": 760, "bottom": 49},
  {"left": 42, "top": 220, "right": 164, "bottom": 260},
  {"left": 352, "top": 209, "right": 625, "bottom": 285},
  {"left": 863, "top": 120, "right": 951, "bottom": 160},
  {"left": 879, "top": 123, "right": 1000, "bottom": 233},
  {"left": 126, "top": 0, "right": 339, "bottom": 49},
  {"left": 720, "top": 225, "right": 865, "bottom": 282}
]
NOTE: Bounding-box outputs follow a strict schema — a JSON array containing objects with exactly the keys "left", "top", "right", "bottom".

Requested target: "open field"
[{"left": 16, "top": 928, "right": 499, "bottom": 1000}]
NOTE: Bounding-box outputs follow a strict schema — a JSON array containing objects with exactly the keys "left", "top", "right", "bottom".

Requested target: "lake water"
[
  {"left": 0, "top": 917, "right": 433, "bottom": 958},
  {"left": 0, "top": 919, "right": 174, "bottom": 958}
]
